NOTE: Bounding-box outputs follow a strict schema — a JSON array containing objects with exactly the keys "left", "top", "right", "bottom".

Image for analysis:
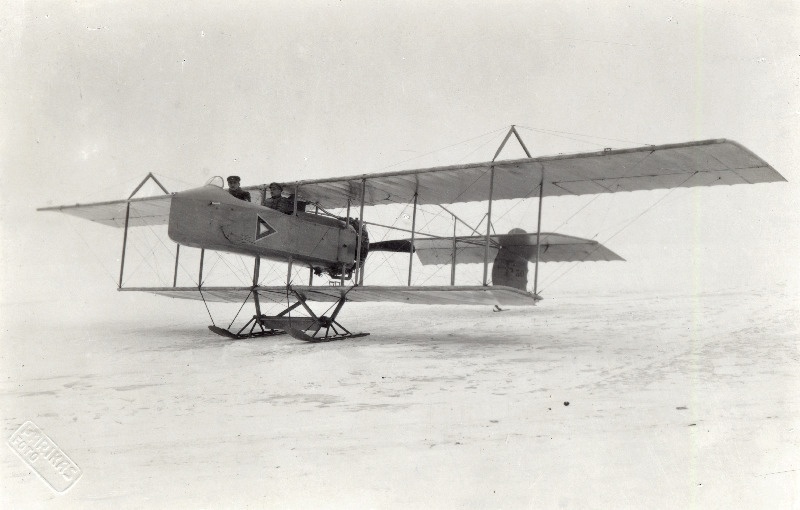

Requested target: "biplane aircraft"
[{"left": 38, "top": 128, "right": 785, "bottom": 342}]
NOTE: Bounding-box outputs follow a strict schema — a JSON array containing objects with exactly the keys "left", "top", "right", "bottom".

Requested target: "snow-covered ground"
[
  {"left": 3, "top": 1, "right": 798, "bottom": 507},
  {"left": 2, "top": 287, "right": 797, "bottom": 509}
]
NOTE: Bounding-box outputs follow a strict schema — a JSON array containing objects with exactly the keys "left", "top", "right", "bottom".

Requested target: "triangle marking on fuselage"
[{"left": 256, "top": 215, "right": 277, "bottom": 241}]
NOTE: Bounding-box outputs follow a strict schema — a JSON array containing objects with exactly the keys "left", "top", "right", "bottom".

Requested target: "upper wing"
[
  {"left": 275, "top": 139, "right": 784, "bottom": 209},
  {"left": 37, "top": 194, "right": 174, "bottom": 228},
  {"left": 38, "top": 139, "right": 785, "bottom": 226}
]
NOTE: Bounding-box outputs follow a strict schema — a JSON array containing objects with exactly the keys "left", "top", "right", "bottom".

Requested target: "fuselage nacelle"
[{"left": 167, "top": 185, "right": 358, "bottom": 271}]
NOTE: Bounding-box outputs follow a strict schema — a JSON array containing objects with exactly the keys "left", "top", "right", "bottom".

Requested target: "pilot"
[
  {"left": 226, "top": 176, "right": 251, "bottom": 202},
  {"left": 265, "top": 182, "right": 295, "bottom": 214}
]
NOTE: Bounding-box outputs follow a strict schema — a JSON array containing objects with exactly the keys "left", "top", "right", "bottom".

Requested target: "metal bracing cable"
[
  {"left": 72, "top": 175, "right": 145, "bottom": 204},
  {"left": 236, "top": 255, "right": 252, "bottom": 282},
  {"left": 368, "top": 252, "right": 404, "bottom": 285},
  {"left": 65, "top": 221, "right": 120, "bottom": 287},
  {"left": 367, "top": 213, "right": 496, "bottom": 286},
  {"left": 549, "top": 195, "right": 603, "bottom": 233},
  {"left": 298, "top": 126, "right": 509, "bottom": 216},
  {"left": 151, "top": 172, "right": 197, "bottom": 189},
  {"left": 121, "top": 232, "right": 168, "bottom": 286},
  {"left": 201, "top": 251, "right": 252, "bottom": 286},
  {"left": 455, "top": 130, "right": 508, "bottom": 164},
  {"left": 370, "top": 126, "right": 510, "bottom": 173},
  {"left": 227, "top": 291, "right": 253, "bottom": 330},
  {"left": 199, "top": 288, "right": 216, "bottom": 327},
  {"left": 545, "top": 146, "right": 657, "bottom": 237},
  {"left": 517, "top": 125, "right": 652, "bottom": 148},
  {"left": 539, "top": 172, "right": 699, "bottom": 292},
  {"left": 415, "top": 206, "right": 445, "bottom": 239},
  {"left": 138, "top": 222, "right": 181, "bottom": 283},
  {"left": 360, "top": 128, "right": 502, "bottom": 211},
  {"left": 136, "top": 216, "right": 198, "bottom": 285}
]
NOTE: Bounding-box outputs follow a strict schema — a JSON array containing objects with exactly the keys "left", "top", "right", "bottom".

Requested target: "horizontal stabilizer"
[{"left": 371, "top": 232, "right": 623, "bottom": 265}]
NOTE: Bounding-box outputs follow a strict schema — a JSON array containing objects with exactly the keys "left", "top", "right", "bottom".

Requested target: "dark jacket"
[
  {"left": 265, "top": 195, "right": 303, "bottom": 214},
  {"left": 228, "top": 188, "right": 251, "bottom": 202}
]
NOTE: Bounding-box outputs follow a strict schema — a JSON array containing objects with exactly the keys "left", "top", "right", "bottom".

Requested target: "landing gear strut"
[{"left": 208, "top": 289, "right": 369, "bottom": 343}]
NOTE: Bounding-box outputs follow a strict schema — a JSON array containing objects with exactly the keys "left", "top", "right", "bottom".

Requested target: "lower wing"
[{"left": 120, "top": 285, "right": 541, "bottom": 306}]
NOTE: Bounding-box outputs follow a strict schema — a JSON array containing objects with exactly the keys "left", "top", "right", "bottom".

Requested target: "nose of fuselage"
[
  {"left": 167, "top": 184, "right": 361, "bottom": 271},
  {"left": 167, "top": 185, "right": 246, "bottom": 248}
]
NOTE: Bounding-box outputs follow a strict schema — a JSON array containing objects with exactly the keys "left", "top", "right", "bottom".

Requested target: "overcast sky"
[{"left": 1, "top": 1, "right": 798, "bottom": 309}]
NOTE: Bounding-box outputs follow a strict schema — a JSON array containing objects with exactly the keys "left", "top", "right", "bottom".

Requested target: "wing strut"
[
  {"left": 483, "top": 166, "right": 495, "bottom": 286},
  {"left": 118, "top": 173, "right": 171, "bottom": 289},
  {"left": 451, "top": 217, "right": 457, "bottom": 285},
  {"left": 118, "top": 203, "right": 131, "bottom": 289},
  {"left": 253, "top": 256, "right": 262, "bottom": 317},
  {"left": 341, "top": 200, "right": 351, "bottom": 286},
  {"left": 355, "top": 178, "right": 367, "bottom": 285},
  {"left": 407, "top": 187, "right": 418, "bottom": 286},
  {"left": 534, "top": 169, "right": 545, "bottom": 296},
  {"left": 484, "top": 126, "right": 541, "bottom": 295},
  {"left": 172, "top": 244, "right": 181, "bottom": 287}
]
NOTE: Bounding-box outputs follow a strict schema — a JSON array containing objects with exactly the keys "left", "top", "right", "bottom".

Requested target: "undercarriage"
[{"left": 208, "top": 288, "right": 369, "bottom": 343}]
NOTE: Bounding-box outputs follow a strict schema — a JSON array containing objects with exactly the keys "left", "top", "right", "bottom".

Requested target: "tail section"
[{"left": 368, "top": 229, "right": 624, "bottom": 290}]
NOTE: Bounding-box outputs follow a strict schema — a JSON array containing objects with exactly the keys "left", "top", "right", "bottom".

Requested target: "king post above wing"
[
  {"left": 277, "top": 139, "right": 785, "bottom": 210},
  {"left": 37, "top": 172, "right": 175, "bottom": 228}
]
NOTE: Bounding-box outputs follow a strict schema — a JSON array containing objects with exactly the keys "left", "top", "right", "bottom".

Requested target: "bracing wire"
[
  {"left": 73, "top": 174, "right": 147, "bottom": 204},
  {"left": 202, "top": 251, "right": 252, "bottom": 286},
  {"left": 529, "top": 140, "right": 656, "bottom": 248},
  {"left": 151, "top": 172, "right": 198, "bottom": 189},
  {"left": 357, "top": 125, "right": 649, "bottom": 290},
  {"left": 114, "top": 205, "right": 199, "bottom": 287},
  {"left": 227, "top": 291, "right": 253, "bottom": 329},
  {"left": 549, "top": 195, "right": 603, "bottom": 233},
  {"left": 257, "top": 260, "right": 283, "bottom": 286},
  {"left": 455, "top": 130, "right": 509, "bottom": 164},
  {"left": 516, "top": 125, "right": 652, "bottom": 148},
  {"left": 199, "top": 288, "right": 216, "bottom": 327},
  {"left": 122, "top": 232, "right": 168, "bottom": 286},
  {"left": 539, "top": 172, "right": 699, "bottom": 292},
  {"left": 65, "top": 221, "right": 120, "bottom": 287},
  {"left": 371, "top": 126, "right": 510, "bottom": 173},
  {"left": 140, "top": 219, "right": 198, "bottom": 284}
]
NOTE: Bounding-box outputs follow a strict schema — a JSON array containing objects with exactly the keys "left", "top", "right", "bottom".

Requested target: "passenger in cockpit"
[
  {"left": 265, "top": 182, "right": 295, "bottom": 214},
  {"left": 226, "top": 176, "right": 251, "bottom": 202}
]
